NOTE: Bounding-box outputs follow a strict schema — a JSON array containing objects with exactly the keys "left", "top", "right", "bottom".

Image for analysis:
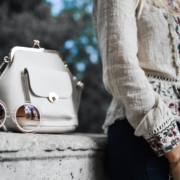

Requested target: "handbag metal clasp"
[
  {"left": 49, "top": 92, "right": 59, "bottom": 103},
  {"left": 33, "top": 40, "right": 41, "bottom": 49}
]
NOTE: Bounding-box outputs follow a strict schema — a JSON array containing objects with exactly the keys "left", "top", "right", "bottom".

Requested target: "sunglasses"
[{"left": 0, "top": 100, "right": 43, "bottom": 133}]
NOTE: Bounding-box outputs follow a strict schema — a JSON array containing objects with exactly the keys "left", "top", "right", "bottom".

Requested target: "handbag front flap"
[{"left": 24, "top": 67, "right": 72, "bottom": 99}]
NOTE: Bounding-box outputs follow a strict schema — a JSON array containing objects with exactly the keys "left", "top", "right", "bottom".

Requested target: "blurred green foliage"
[
  {"left": 46, "top": 0, "right": 100, "bottom": 80},
  {"left": 0, "top": 0, "right": 112, "bottom": 133}
]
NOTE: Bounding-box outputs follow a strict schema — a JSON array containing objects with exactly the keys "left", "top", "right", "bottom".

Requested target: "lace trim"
[
  {"left": 145, "top": 73, "right": 179, "bottom": 82},
  {"left": 143, "top": 115, "right": 174, "bottom": 139}
]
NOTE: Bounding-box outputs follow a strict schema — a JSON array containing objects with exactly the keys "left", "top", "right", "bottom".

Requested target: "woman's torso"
[{"left": 101, "top": 0, "right": 180, "bottom": 133}]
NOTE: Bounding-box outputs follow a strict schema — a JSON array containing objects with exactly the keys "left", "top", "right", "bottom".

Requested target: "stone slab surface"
[{"left": 0, "top": 132, "right": 109, "bottom": 180}]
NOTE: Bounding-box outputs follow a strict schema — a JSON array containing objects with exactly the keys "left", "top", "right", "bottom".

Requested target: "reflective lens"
[
  {"left": 0, "top": 103, "right": 6, "bottom": 128},
  {"left": 15, "top": 103, "right": 42, "bottom": 133}
]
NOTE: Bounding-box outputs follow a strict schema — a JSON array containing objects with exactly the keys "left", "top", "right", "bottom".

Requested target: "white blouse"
[{"left": 92, "top": 0, "right": 180, "bottom": 157}]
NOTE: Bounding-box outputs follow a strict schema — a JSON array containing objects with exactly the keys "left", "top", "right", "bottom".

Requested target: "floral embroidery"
[
  {"left": 149, "top": 80, "right": 180, "bottom": 117},
  {"left": 145, "top": 120, "right": 180, "bottom": 156},
  {"left": 167, "top": 0, "right": 180, "bottom": 13}
]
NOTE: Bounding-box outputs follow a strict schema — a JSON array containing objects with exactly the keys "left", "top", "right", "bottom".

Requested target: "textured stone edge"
[{"left": 0, "top": 132, "right": 107, "bottom": 160}]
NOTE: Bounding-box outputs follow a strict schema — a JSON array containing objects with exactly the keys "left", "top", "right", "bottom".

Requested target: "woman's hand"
[
  {"left": 165, "top": 144, "right": 180, "bottom": 180},
  {"left": 170, "top": 162, "right": 180, "bottom": 180}
]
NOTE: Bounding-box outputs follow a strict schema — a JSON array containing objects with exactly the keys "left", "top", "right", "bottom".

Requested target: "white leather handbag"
[{"left": 0, "top": 40, "right": 84, "bottom": 133}]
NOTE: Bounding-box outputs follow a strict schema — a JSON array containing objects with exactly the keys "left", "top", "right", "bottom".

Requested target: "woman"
[{"left": 92, "top": 0, "right": 180, "bottom": 179}]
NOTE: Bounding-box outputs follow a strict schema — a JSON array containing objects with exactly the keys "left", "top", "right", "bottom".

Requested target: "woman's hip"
[{"left": 106, "top": 118, "right": 172, "bottom": 180}]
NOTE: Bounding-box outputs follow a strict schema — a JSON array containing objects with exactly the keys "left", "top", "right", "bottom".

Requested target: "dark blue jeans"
[{"left": 105, "top": 118, "right": 180, "bottom": 180}]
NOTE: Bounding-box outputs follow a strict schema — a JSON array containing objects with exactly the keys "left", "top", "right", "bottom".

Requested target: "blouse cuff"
[{"left": 143, "top": 116, "right": 180, "bottom": 157}]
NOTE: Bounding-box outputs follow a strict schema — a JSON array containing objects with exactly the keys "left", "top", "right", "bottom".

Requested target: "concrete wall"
[{"left": 0, "top": 132, "right": 109, "bottom": 180}]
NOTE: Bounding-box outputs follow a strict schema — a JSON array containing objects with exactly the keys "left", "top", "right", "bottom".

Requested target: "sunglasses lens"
[
  {"left": 15, "top": 104, "right": 41, "bottom": 132},
  {"left": 0, "top": 104, "right": 5, "bottom": 127}
]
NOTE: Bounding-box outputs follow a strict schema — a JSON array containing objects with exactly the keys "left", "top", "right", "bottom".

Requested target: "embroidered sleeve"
[
  {"left": 92, "top": 0, "right": 180, "bottom": 156},
  {"left": 144, "top": 117, "right": 180, "bottom": 156}
]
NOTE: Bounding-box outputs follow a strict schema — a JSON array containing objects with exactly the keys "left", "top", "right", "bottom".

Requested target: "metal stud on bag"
[{"left": 77, "top": 81, "right": 84, "bottom": 91}]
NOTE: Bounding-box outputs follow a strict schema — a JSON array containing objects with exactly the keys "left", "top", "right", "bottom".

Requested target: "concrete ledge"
[{"left": 0, "top": 132, "right": 108, "bottom": 180}]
